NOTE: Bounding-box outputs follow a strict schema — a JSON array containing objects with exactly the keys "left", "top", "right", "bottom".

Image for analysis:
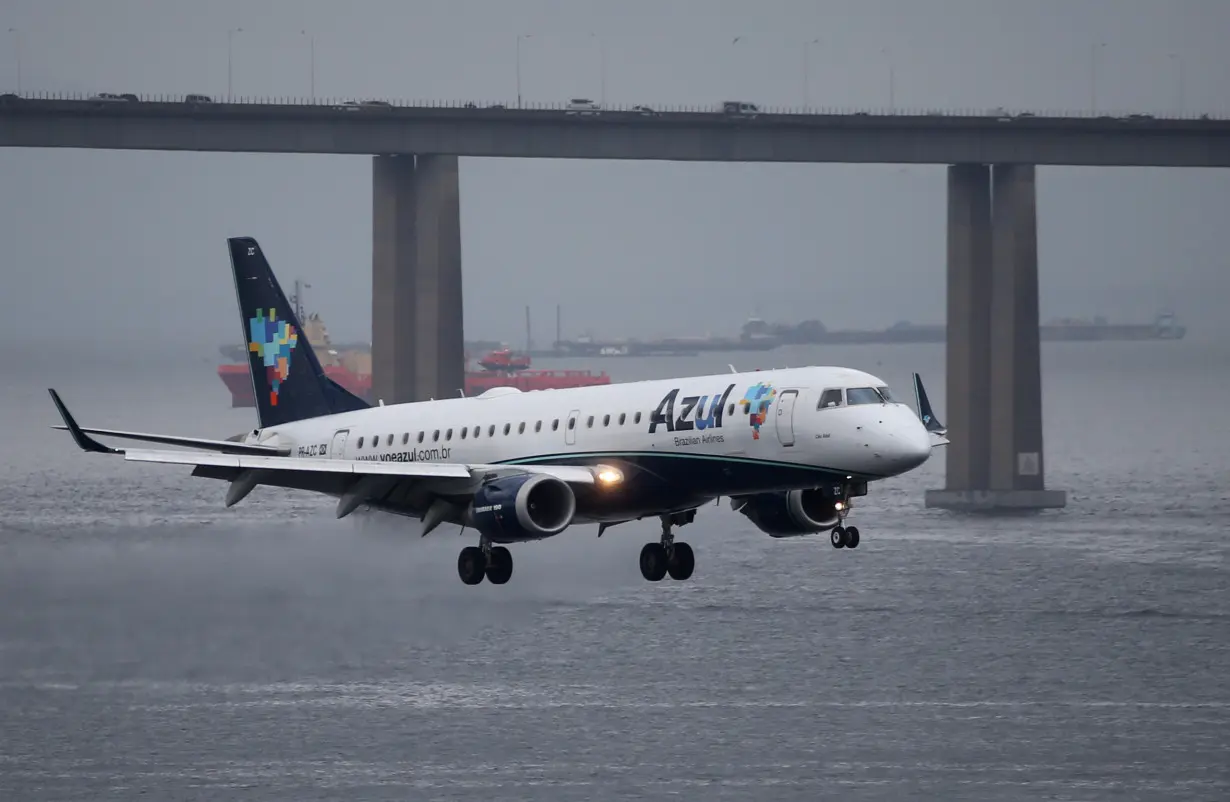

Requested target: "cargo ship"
[
  {"left": 216, "top": 295, "right": 610, "bottom": 408},
  {"left": 554, "top": 311, "right": 1186, "bottom": 355}
]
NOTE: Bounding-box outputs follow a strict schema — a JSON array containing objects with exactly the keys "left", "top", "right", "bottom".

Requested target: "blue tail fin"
[
  {"left": 912, "top": 372, "right": 946, "bottom": 435},
  {"left": 228, "top": 237, "right": 370, "bottom": 428}
]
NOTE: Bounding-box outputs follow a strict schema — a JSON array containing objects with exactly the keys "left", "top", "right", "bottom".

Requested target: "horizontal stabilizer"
[{"left": 911, "top": 373, "right": 947, "bottom": 436}]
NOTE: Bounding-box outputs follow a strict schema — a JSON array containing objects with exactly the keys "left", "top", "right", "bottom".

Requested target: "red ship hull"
[{"left": 217, "top": 363, "right": 610, "bottom": 407}]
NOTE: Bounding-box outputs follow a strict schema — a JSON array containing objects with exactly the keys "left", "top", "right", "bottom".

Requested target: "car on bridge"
[
  {"left": 89, "top": 92, "right": 138, "bottom": 103},
  {"left": 184, "top": 94, "right": 213, "bottom": 104},
  {"left": 334, "top": 99, "right": 393, "bottom": 111},
  {"left": 565, "top": 98, "right": 602, "bottom": 115},
  {"left": 719, "top": 100, "right": 760, "bottom": 117},
  {"left": 631, "top": 104, "right": 659, "bottom": 116}
]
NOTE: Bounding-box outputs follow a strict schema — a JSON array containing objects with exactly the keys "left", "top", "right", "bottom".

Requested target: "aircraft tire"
[
  {"left": 458, "top": 546, "right": 487, "bottom": 585},
  {"left": 830, "top": 526, "right": 847, "bottom": 549},
  {"left": 486, "top": 546, "right": 513, "bottom": 585},
  {"left": 845, "top": 526, "right": 860, "bottom": 549},
  {"left": 639, "top": 542, "right": 668, "bottom": 582},
  {"left": 667, "top": 542, "right": 695, "bottom": 581}
]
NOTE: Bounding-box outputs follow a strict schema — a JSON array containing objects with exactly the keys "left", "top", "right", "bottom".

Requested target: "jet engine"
[
  {"left": 469, "top": 473, "right": 577, "bottom": 543},
  {"left": 732, "top": 488, "right": 842, "bottom": 538}
]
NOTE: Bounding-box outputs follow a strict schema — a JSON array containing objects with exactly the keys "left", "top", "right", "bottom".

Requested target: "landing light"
[
  {"left": 834, "top": 501, "right": 845, "bottom": 511},
  {"left": 595, "top": 465, "right": 624, "bottom": 486}
]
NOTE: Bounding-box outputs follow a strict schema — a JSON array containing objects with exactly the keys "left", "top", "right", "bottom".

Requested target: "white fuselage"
[{"left": 246, "top": 366, "right": 932, "bottom": 520}]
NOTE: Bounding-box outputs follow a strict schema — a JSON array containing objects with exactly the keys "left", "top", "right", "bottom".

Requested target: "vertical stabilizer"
[{"left": 228, "top": 237, "right": 370, "bottom": 428}]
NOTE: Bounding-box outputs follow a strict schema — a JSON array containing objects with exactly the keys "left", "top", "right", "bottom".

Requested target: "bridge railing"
[{"left": 1, "top": 90, "right": 1225, "bottom": 120}]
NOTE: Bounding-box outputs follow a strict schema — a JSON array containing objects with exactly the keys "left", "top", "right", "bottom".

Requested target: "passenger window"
[
  {"left": 401, "top": 433, "right": 408, "bottom": 445},
  {"left": 371, "top": 434, "right": 378, "bottom": 444},
  {"left": 568, "top": 417, "right": 576, "bottom": 430},
  {"left": 818, "top": 388, "right": 844, "bottom": 409},
  {"left": 460, "top": 428, "right": 467, "bottom": 440},
  {"left": 618, "top": 413, "right": 626, "bottom": 425},
  {"left": 503, "top": 423, "right": 511, "bottom": 435},
  {"left": 552, "top": 419, "right": 559, "bottom": 431},
  {"left": 846, "top": 387, "right": 882, "bottom": 405},
  {"left": 728, "top": 403, "right": 735, "bottom": 416},
  {"left": 518, "top": 422, "right": 526, "bottom": 434},
  {"left": 417, "top": 432, "right": 424, "bottom": 443},
  {"left": 386, "top": 434, "right": 393, "bottom": 446},
  {"left": 587, "top": 416, "right": 594, "bottom": 428},
  {"left": 534, "top": 421, "right": 542, "bottom": 433},
  {"left": 488, "top": 425, "right": 496, "bottom": 437},
  {"left": 603, "top": 414, "right": 610, "bottom": 427},
  {"left": 357, "top": 436, "right": 364, "bottom": 448},
  {"left": 432, "top": 430, "right": 440, "bottom": 441},
  {"left": 473, "top": 426, "right": 480, "bottom": 438},
  {"left": 634, "top": 412, "right": 642, "bottom": 424}
]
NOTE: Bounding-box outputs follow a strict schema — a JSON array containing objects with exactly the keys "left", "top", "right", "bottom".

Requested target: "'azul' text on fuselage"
[{"left": 648, "top": 383, "right": 736, "bottom": 434}]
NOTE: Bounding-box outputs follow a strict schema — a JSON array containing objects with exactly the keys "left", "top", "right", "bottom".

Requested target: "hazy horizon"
[{"left": 2, "top": 0, "right": 1227, "bottom": 359}]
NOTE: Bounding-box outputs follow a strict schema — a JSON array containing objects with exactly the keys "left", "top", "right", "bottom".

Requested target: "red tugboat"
[{"left": 216, "top": 306, "right": 609, "bottom": 407}]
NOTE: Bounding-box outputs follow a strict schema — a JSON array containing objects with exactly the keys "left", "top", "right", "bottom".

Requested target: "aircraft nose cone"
[{"left": 874, "top": 422, "right": 932, "bottom": 474}]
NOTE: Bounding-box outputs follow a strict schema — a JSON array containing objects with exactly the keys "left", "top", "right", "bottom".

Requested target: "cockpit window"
[
  {"left": 817, "top": 388, "right": 844, "bottom": 409},
  {"left": 846, "top": 387, "right": 883, "bottom": 405},
  {"left": 876, "top": 386, "right": 895, "bottom": 402}
]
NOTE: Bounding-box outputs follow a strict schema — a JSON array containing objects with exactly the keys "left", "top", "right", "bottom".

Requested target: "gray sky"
[{"left": 1, "top": 0, "right": 1228, "bottom": 357}]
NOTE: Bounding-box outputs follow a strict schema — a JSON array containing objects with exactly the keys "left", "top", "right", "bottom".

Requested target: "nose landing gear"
[
  {"left": 640, "top": 510, "right": 696, "bottom": 581},
  {"left": 829, "top": 490, "right": 860, "bottom": 549}
]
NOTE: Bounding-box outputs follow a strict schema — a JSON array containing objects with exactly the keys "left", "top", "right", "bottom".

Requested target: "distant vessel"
[
  {"left": 749, "top": 311, "right": 1186, "bottom": 345},
  {"left": 554, "top": 312, "right": 1186, "bottom": 356},
  {"left": 216, "top": 285, "right": 609, "bottom": 407}
]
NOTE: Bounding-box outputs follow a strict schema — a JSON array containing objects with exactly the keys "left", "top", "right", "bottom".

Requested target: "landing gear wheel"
[
  {"left": 830, "top": 526, "right": 847, "bottom": 549},
  {"left": 844, "top": 526, "right": 860, "bottom": 549},
  {"left": 639, "top": 542, "right": 668, "bottom": 581},
  {"left": 667, "top": 542, "right": 695, "bottom": 581},
  {"left": 458, "top": 545, "right": 487, "bottom": 585},
  {"left": 485, "top": 546, "right": 513, "bottom": 584}
]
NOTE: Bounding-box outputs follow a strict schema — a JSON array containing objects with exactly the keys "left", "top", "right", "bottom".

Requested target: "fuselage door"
[
  {"left": 565, "top": 409, "right": 580, "bottom": 446},
  {"left": 775, "top": 390, "right": 798, "bottom": 447},
  {"left": 329, "top": 429, "right": 350, "bottom": 459}
]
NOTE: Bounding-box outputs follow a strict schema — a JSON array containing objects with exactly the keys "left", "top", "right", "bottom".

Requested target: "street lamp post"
[
  {"left": 301, "top": 30, "right": 316, "bottom": 100},
  {"left": 516, "top": 34, "right": 532, "bottom": 108},
  {"left": 803, "top": 38, "right": 819, "bottom": 107},
  {"left": 1090, "top": 41, "right": 1105, "bottom": 112},
  {"left": 1168, "top": 52, "right": 1184, "bottom": 114},
  {"left": 589, "top": 32, "right": 606, "bottom": 106},
  {"left": 880, "top": 47, "right": 895, "bottom": 110},
  {"left": 227, "top": 27, "right": 243, "bottom": 101},
  {"left": 6, "top": 28, "right": 19, "bottom": 94}
]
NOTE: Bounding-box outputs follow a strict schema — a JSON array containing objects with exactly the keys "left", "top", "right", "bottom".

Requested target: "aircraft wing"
[{"left": 49, "top": 388, "right": 614, "bottom": 521}]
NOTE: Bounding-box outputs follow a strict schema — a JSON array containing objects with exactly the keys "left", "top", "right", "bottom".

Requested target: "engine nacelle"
[
  {"left": 733, "top": 488, "right": 842, "bottom": 538},
  {"left": 469, "top": 473, "right": 576, "bottom": 543}
]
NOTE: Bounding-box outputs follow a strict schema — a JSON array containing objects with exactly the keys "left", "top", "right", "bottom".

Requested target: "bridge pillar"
[
  {"left": 371, "top": 154, "right": 465, "bottom": 404},
  {"left": 925, "top": 164, "right": 1066, "bottom": 513}
]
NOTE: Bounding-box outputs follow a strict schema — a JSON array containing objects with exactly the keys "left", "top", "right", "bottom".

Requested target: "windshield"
[
  {"left": 846, "top": 387, "right": 883, "bottom": 405},
  {"left": 876, "top": 386, "right": 895, "bottom": 402}
]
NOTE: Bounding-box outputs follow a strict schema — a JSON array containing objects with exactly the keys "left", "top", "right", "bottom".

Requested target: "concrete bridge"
[{"left": 5, "top": 92, "right": 1227, "bottom": 511}]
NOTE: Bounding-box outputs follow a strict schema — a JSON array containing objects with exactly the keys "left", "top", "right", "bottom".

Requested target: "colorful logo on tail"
[
  {"left": 248, "top": 308, "right": 298, "bottom": 406},
  {"left": 739, "top": 382, "right": 777, "bottom": 439}
]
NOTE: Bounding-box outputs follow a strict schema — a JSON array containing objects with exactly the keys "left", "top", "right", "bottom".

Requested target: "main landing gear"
[
  {"left": 829, "top": 493, "right": 860, "bottom": 549},
  {"left": 457, "top": 537, "right": 513, "bottom": 585},
  {"left": 639, "top": 510, "right": 696, "bottom": 582}
]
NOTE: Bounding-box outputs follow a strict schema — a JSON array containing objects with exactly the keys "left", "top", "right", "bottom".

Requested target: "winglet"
[
  {"left": 48, "top": 389, "right": 122, "bottom": 454},
  {"left": 912, "top": 373, "right": 947, "bottom": 435}
]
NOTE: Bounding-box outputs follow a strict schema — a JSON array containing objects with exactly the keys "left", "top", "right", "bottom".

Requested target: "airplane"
[{"left": 49, "top": 237, "right": 949, "bottom": 587}]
